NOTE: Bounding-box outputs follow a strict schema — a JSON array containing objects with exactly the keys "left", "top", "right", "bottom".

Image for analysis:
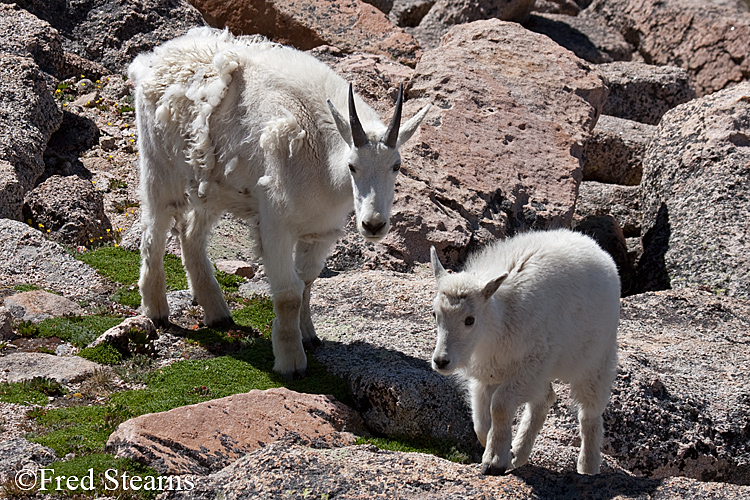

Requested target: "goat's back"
[{"left": 470, "top": 229, "right": 620, "bottom": 381}]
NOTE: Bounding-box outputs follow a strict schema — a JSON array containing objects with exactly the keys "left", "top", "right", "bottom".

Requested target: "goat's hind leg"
[
  {"left": 511, "top": 383, "right": 556, "bottom": 469},
  {"left": 179, "top": 209, "right": 233, "bottom": 326},
  {"left": 295, "top": 238, "right": 337, "bottom": 349},
  {"left": 571, "top": 377, "right": 611, "bottom": 475}
]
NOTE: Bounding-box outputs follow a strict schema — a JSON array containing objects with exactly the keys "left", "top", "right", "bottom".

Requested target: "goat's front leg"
[
  {"left": 481, "top": 386, "right": 519, "bottom": 476},
  {"left": 470, "top": 380, "right": 497, "bottom": 448},
  {"left": 262, "top": 226, "right": 306, "bottom": 378},
  {"left": 295, "top": 238, "right": 337, "bottom": 348}
]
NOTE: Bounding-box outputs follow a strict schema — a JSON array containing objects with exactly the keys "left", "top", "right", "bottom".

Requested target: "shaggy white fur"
[
  {"left": 430, "top": 229, "right": 620, "bottom": 475},
  {"left": 130, "top": 27, "right": 429, "bottom": 377}
]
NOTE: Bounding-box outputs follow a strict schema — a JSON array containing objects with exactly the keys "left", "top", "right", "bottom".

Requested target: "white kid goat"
[
  {"left": 129, "top": 28, "right": 429, "bottom": 378},
  {"left": 430, "top": 229, "right": 619, "bottom": 475}
]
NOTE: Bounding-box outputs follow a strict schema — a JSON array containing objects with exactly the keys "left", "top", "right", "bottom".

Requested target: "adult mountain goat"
[
  {"left": 129, "top": 28, "right": 429, "bottom": 377},
  {"left": 430, "top": 229, "right": 619, "bottom": 475}
]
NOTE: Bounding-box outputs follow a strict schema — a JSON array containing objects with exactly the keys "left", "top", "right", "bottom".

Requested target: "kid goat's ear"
[
  {"left": 482, "top": 273, "right": 508, "bottom": 300},
  {"left": 430, "top": 246, "right": 446, "bottom": 281}
]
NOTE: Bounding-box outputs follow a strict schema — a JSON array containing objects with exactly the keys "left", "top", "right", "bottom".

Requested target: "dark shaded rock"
[
  {"left": 598, "top": 61, "right": 696, "bottom": 125},
  {"left": 0, "top": 4, "right": 64, "bottom": 76},
  {"left": 1, "top": 0, "right": 205, "bottom": 73},
  {"left": 524, "top": 12, "right": 633, "bottom": 64},
  {"left": 0, "top": 438, "right": 57, "bottom": 484},
  {"left": 583, "top": 0, "right": 750, "bottom": 96},
  {"left": 0, "top": 54, "right": 63, "bottom": 220},
  {"left": 23, "top": 174, "right": 112, "bottom": 247},
  {"left": 583, "top": 115, "right": 655, "bottom": 186},
  {"left": 639, "top": 81, "right": 750, "bottom": 297},
  {"left": 575, "top": 181, "right": 641, "bottom": 237}
]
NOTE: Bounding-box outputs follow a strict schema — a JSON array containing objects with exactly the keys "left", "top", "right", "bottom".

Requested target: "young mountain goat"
[
  {"left": 430, "top": 229, "right": 620, "bottom": 475},
  {"left": 129, "top": 28, "right": 429, "bottom": 378}
]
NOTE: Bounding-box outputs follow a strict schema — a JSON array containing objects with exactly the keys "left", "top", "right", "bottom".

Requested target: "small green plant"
[
  {"left": 36, "top": 347, "right": 56, "bottom": 355},
  {"left": 13, "top": 283, "right": 42, "bottom": 292},
  {"left": 112, "top": 198, "right": 140, "bottom": 213},
  {"left": 0, "top": 377, "right": 65, "bottom": 405},
  {"left": 113, "top": 354, "right": 155, "bottom": 384},
  {"left": 355, "top": 435, "right": 471, "bottom": 464},
  {"left": 37, "top": 315, "right": 123, "bottom": 347},
  {"left": 78, "top": 343, "right": 123, "bottom": 365},
  {"left": 15, "top": 320, "right": 39, "bottom": 338},
  {"left": 108, "top": 178, "right": 128, "bottom": 191},
  {"left": 25, "top": 377, "right": 66, "bottom": 397}
]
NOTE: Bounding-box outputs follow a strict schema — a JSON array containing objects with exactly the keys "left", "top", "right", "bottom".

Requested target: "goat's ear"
[
  {"left": 482, "top": 273, "right": 508, "bottom": 300},
  {"left": 430, "top": 246, "right": 446, "bottom": 281},
  {"left": 328, "top": 99, "right": 353, "bottom": 146},
  {"left": 397, "top": 104, "right": 430, "bottom": 147}
]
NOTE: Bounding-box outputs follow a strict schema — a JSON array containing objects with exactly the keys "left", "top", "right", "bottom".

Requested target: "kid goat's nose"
[
  {"left": 433, "top": 356, "right": 450, "bottom": 370},
  {"left": 361, "top": 216, "right": 386, "bottom": 235}
]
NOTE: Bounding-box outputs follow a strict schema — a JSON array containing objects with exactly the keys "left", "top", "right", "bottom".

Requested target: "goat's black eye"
[
  {"left": 392, "top": 163, "right": 401, "bottom": 172},
  {"left": 348, "top": 164, "right": 356, "bottom": 173},
  {"left": 465, "top": 316, "right": 475, "bottom": 326}
]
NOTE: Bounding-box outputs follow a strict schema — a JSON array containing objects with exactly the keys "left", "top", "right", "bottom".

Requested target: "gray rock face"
[
  {"left": 598, "top": 62, "right": 696, "bottom": 125},
  {"left": 605, "top": 288, "right": 750, "bottom": 484},
  {"left": 23, "top": 174, "right": 113, "bottom": 247},
  {"left": 3, "top": 290, "right": 84, "bottom": 323},
  {"left": 0, "top": 306, "right": 12, "bottom": 341},
  {"left": 0, "top": 438, "right": 57, "bottom": 484},
  {"left": 0, "top": 54, "right": 63, "bottom": 220},
  {"left": 0, "top": 219, "right": 113, "bottom": 299},
  {"left": 524, "top": 12, "right": 633, "bottom": 64},
  {"left": 639, "top": 81, "right": 750, "bottom": 297},
  {"left": 583, "top": 115, "right": 655, "bottom": 186},
  {"left": 0, "top": 4, "right": 64, "bottom": 76},
  {"left": 1, "top": 0, "right": 205, "bottom": 73},
  {"left": 575, "top": 181, "right": 641, "bottom": 238},
  {"left": 159, "top": 440, "right": 750, "bottom": 499},
  {"left": 583, "top": 0, "right": 750, "bottom": 97},
  {"left": 0, "top": 352, "right": 101, "bottom": 384}
]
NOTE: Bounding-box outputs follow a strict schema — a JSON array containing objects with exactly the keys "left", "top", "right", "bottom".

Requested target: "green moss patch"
[{"left": 37, "top": 315, "right": 123, "bottom": 347}]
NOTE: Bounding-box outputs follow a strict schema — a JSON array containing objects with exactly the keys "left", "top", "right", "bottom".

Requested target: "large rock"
[
  {"left": 4, "top": 290, "right": 84, "bottom": 323},
  {"left": 160, "top": 440, "right": 750, "bottom": 499},
  {"left": 0, "top": 352, "right": 101, "bottom": 384},
  {"left": 583, "top": 114, "right": 655, "bottom": 186},
  {"left": 639, "top": 81, "right": 750, "bottom": 297},
  {"left": 0, "top": 54, "right": 62, "bottom": 220},
  {"left": 0, "top": 4, "right": 64, "bottom": 76},
  {"left": 0, "top": 219, "right": 113, "bottom": 299},
  {"left": 0, "top": 438, "right": 57, "bottom": 484},
  {"left": 413, "top": 0, "right": 538, "bottom": 49},
  {"left": 106, "top": 388, "right": 366, "bottom": 475},
  {"left": 575, "top": 181, "right": 641, "bottom": 237},
  {"left": 23, "top": 174, "right": 113, "bottom": 247},
  {"left": 583, "top": 0, "right": 750, "bottom": 96},
  {"left": 189, "top": 0, "right": 422, "bottom": 67},
  {"left": 603, "top": 288, "right": 750, "bottom": 484},
  {"left": 524, "top": 12, "right": 633, "bottom": 64},
  {"left": 381, "top": 19, "right": 608, "bottom": 268},
  {"left": 598, "top": 62, "right": 696, "bottom": 125},
  {"left": 1, "top": 0, "right": 204, "bottom": 73}
]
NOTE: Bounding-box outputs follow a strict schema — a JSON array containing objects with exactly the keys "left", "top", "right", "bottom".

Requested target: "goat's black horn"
[
  {"left": 348, "top": 83, "right": 369, "bottom": 148},
  {"left": 383, "top": 83, "right": 403, "bottom": 149}
]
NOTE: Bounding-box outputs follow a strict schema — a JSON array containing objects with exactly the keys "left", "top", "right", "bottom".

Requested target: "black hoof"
[
  {"left": 310, "top": 336, "right": 323, "bottom": 347},
  {"left": 152, "top": 316, "right": 170, "bottom": 329},
  {"left": 481, "top": 462, "right": 506, "bottom": 476},
  {"left": 279, "top": 369, "right": 306, "bottom": 382},
  {"left": 208, "top": 317, "right": 236, "bottom": 328}
]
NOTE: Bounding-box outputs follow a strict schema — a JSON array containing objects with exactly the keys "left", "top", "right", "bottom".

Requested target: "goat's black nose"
[
  {"left": 433, "top": 357, "right": 450, "bottom": 370},
  {"left": 362, "top": 219, "right": 386, "bottom": 235}
]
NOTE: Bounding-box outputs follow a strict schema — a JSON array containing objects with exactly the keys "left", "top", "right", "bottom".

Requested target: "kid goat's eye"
[
  {"left": 348, "top": 164, "right": 356, "bottom": 173},
  {"left": 465, "top": 316, "right": 475, "bottom": 326},
  {"left": 392, "top": 163, "right": 401, "bottom": 172}
]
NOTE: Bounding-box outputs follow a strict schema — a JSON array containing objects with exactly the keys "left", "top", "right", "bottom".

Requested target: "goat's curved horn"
[
  {"left": 383, "top": 83, "right": 403, "bottom": 149},
  {"left": 348, "top": 83, "right": 369, "bottom": 148}
]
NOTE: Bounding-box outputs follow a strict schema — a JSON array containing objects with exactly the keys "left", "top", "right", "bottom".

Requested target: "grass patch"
[
  {"left": 37, "top": 315, "right": 123, "bottom": 347},
  {"left": 355, "top": 435, "right": 471, "bottom": 464},
  {"left": 0, "top": 377, "right": 65, "bottom": 405},
  {"left": 78, "top": 343, "right": 123, "bottom": 365},
  {"left": 13, "top": 283, "right": 42, "bottom": 292}
]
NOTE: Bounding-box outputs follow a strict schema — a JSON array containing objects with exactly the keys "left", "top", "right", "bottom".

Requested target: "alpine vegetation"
[
  {"left": 129, "top": 27, "right": 429, "bottom": 378},
  {"left": 429, "top": 229, "right": 620, "bottom": 475}
]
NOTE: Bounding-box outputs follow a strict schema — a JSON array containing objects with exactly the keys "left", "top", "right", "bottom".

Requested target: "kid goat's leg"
[
  {"left": 294, "top": 238, "right": 337, "bottom": 348},
  {"left": 179, "top": 209, "right": 232, "bottom": 326},
  {"left": 482, "top": 386, "right": 520, "bottom": 475},
  {"left": 571, "top": 378, "right": 611, "bottom": 475},
  {"left": 511, "top": 383, "right": 556, "bottom": 469}
]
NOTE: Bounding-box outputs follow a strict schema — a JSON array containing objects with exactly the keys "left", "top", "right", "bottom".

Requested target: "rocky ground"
[{"left": 1, "top": 0, "right": 750, "bottom": 498}]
